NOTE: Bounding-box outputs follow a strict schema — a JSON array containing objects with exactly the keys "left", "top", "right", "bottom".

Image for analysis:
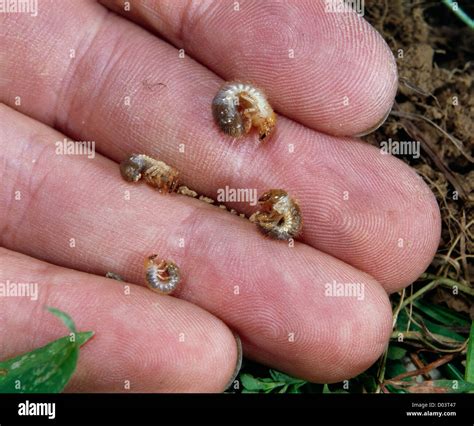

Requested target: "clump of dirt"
[{"left": 363, "top": 0, "right": 473, "bottom": 314}]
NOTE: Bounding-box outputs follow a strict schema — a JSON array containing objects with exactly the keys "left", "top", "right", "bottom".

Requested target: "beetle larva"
[
  {"left": 212, "top": 82, "right": 276, "bottom": 141},
  {"left": 120, "top": 154, "right": 179, "bottom": 193},
  {"left": 145, "top": 254, "right": 181, "bottom": 295},
  {"left": 249, "top": 189, "right": 302, "bottom": 240}
]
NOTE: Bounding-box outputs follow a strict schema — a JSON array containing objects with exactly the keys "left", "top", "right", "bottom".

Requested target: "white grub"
[
  {"left": 212, "top": 82, "right": 276, "bottom": 141},
  {"left": 250, "top": 189, "right": 302, "bottom": 240},
  {"left": 120, "top": 154, "right": 179, "bottom": 193},
  {"left": 144, "top": 255, "right": 181, "bottom": 295}
]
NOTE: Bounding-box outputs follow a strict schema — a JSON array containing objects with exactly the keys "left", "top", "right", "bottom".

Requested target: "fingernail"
[
  {"left": 223, "top": 332, "right": 243, "bottom": 391},
  {"left": 354, "top": 104, "right": 393, "bottom": 137}
]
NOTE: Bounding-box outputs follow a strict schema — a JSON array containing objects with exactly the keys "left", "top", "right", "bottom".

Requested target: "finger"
[
  {"left": 100, "top": 0, "right": 398, "bottom": 136},
  {"left": 0, "top": 0, "right": 440, "bottom": 291},
  {"left": 0, "top": 105, "right": 392, "bottom": 383},
  {"left": 0, "top": 248, "right": 238, "bottom": 392}
]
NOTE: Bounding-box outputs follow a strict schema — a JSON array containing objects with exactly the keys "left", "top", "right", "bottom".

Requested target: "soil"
[{"left": 362, "top": 0, "right": 473, "bottom": 316}]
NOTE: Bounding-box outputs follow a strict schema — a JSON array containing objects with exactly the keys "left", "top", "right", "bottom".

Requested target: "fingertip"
[
  {"left": 307, "top": 277, "right": 393, "bottom": 383},
  {"left": 379, "top": 167, "right": 442, "bottom": 293}
]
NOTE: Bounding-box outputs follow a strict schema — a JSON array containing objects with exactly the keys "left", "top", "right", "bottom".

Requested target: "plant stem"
[{"left": 442, "top": 0, "right": 474, "bottom": 29}]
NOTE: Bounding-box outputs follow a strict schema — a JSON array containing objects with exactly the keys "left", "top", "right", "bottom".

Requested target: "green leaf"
[
  {"left": 269, "top": 370, "right": 306, "bottom": 386},
  {"left": 240, "top": 370, "right": 306, "bottom": 393},
  {"left": 465, "top": 321, "right": 474, "bottom": 383},
  {"left": 0, "top": 307, "right": 93, "bottom": 393},
  {"left": 421, "top": 317, "right": 466, "bottom": 342},
  {"left": 442, "top": 362, "right": 464, "bottom": 381},
  {"left": 394, "top": 308, "right": 411, "bottom": 330},
  {"left": 395, "top": 308, "right": 466, "bottom": 345},
  {"left": 387, "top": 345, "right": 407, "bottom": 360},
  {"left": 287, "top": 383, "right": 305, "bottom": 393},
  {"left": 322, "top": 384, "right": 331, "bottom": 394},
  {"left": 240, "top": 374, "right": 271, "bottom": 392},
  {"left": 413, "top": 300, "right": 470, "bottom": 327}
]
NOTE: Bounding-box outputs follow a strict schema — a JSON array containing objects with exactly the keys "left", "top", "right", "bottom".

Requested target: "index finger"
[{"left": 101, "top": 0, "right": 398, "bottom": 136}]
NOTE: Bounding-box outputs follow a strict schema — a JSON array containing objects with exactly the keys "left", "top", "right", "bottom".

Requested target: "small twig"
[
  {"left": 399, "top": 277, "right": 473, "bottom": 311},
  {"left": 386, "top": 354, "right": 455, "bottom": 383},
  {"left": 392, "top": 329, "right": 466, "bottom": 353},
  {"left": 393, "top": 288, "right": 406, "bottom": 329},
  {"left": 375, "top": 347, "right": 389, "bottom": 394},
  {"left": 440, "top": 231, "right": 463, "bottom": 278},
  {"left": 410, "top": 353, "right": 431, "bottom": 380},
  {"left": 396, "top": 119, "right": 469, "bottom": 200},
  {"left": 406, "top": 285, "right": 414, "bottom": 333},
  {"left": 400, "top": 282, "right": 438, "bottom": 310},
  {"left": 435, "top": 254, "right": 462, "bottom": 280},
  {"left": 418, "top": 274, "right": 474, "bottom": 297},
  {"left": 399, "top": 78, "right": 441, "bottom": 108},
  {"left": 390, "top": 109, "right": 473, "bottom": 163},
  {"left": 376, "top": 289, "right": 406, "bottom": 394},
  {"left": 460, "top": 213, "right": 470, "bottom": 285},
  {"left": 420, "top": 322, "right": 465, "bottom": 350}
]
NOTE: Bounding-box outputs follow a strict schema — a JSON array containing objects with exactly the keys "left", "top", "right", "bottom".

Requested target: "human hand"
[{"left": 0, "top": 0, "right": 441, "bottom": 392}]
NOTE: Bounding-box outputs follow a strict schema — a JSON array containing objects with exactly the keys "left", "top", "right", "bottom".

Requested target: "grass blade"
[{"left": 465, "top": 321, "right": 474, "bottom": 383}]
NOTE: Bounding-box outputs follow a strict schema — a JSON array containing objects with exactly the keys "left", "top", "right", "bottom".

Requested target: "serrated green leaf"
[
  {"left": 269, "top": 370, "right": 306, "bottom": 386},
  {"left": 239, "top": 373, "right": 276, "bottom": 392},
  {"left": 0, "top": 331, "right": 93, "bottom": 393},
  {"left": 239, "top": 373, "right": 262, "bottom": 391},
  {"left": 465, "top": 321, "right": 474, "bottom": 383},
  {"left": 240, "top": 371, "right": 307, "bottom": 393}
]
